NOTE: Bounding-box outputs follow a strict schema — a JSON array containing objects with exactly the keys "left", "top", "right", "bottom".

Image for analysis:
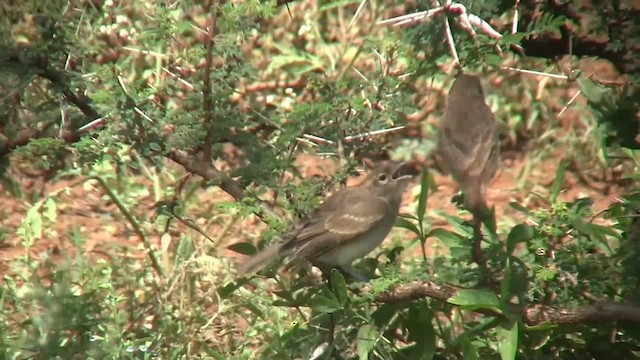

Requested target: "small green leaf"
[
  {"left": 395, "top": 217, "right": 421, "bottom": 236},
  {"left": 427, "top": 228, "right": 465, "bottom": 248},
  {"left": 406, "top": 303, "right": 435, "bottom": 360},
  {"left": 463, "top": 338, "right": 479, "bottom": 360},
  {"left": 577, "top": 77, "right": 608, "bottom": 103},
  {"left": 226, "top": 242, "right": 257, "bottom": 255},
  {"left": 497, "top": 319, "right": 519, "bottom": 360},
  {"left": 330, "top": 269, "right": 348, "bottom": 306},
  {"left": 371, "top": 303, "right": 399, "bottom": 329},
  {"left": 148, "top": 142, "right": 162, "bottom": 151},
  {"left": 308, "top": 292, "right": 342, "bottom": 313},
  {"left": 43, "top": 198, "right": 57, "bottom": 223},
  {"left": 18, "top": 200, "right": 44, "bottom": 248},
  {"left": 535, "top": 268, "right": 556, "bottom": 281},
  {"left": 509, "top": 202, "right": 530, "bottom": 215},
  {"left": 506, "top": 224, "right": 534, "bottom": 255},
  {"left": 417, "top": 169, "right": 430, "bottom": 222},
  {"left": 357, "top": 324, "right": 378, "bottom": 360},
  {"left": 203, "top": 348, "right": 226, "bottom": 360},
  {"left": 399, "top": 213, "right": 418, "bottom": 221},
  {"left": 447, "top": 289, "right": 500, "bottom": 311},
  {"left": 240, "top": 301, "right": 265, "bottom": 319},
  {"left": 217, "top": 280, "right": 248, "bottom": 299}
]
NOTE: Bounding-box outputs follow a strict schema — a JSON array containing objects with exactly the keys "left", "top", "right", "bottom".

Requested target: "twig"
[
  {"left": 90, "top": 175, "right": 166, "bottom": 279},
  {"left": 167, "top": 149, "right": 279, "bottom": 222},
  {"left": 348, "top": 0, "right": 367, "bottom": 30},
  {"left": 343, "top": 126, "right": 405, "bottom": 142},
  {"left": 201, "top": 0, "right": 220, "bottom": 163},
  {"left": 512, "top": 0, "right": 520, "bottom": 34}
]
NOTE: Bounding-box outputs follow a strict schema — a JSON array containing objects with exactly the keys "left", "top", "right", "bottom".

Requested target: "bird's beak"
[{"left": 392, "top": 162, "right": 414, "bottom": 181}]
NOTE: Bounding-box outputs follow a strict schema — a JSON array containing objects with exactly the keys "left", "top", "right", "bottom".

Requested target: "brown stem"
[{"left": 201, "top": 0, "right": 219, "bottom": 163}]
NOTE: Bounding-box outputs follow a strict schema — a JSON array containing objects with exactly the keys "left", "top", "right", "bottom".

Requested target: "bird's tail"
[
  {"left": 463, "top": 183, "right": 490, "bottom": 219},
  {"left": 236, "top": 243, "right": 283, "bottom": 276}
]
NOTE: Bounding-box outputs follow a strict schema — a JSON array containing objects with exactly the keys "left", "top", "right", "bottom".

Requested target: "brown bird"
[
  {"left": 437, "top": 74, "right": 499, "bottom": 261},
  {"left": 237, "top": 161, "right": 413, "bottom": 280}
]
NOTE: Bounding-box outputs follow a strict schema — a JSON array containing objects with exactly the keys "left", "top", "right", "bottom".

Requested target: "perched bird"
[
  {"left": 437, "top": 74, "right": 499, "bottom": 262},
  {"left": 437, "top": 73, "right": 499, "bottom": 218},
  {"left": 237, "top": 161, "right": 413, "bottom": 279}
]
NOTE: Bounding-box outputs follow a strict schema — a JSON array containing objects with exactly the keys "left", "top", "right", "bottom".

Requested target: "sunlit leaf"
[
  {"left": 227, "top": 242, "right": 257, "bottom": 255},
  {"left": 448, "top": 289, "right": 500, "bottom": 312},
  {"left": 357, "top": 324, "right": 378, "bottom": 360},
  {"left": 417, "top": 169, "right": 430, "bottom": 222},
  {"left": 497, "top": 319, "right": 519, "bottom": 360},
  {"left": 330, "top": 269, "right": 348, "bottom": 306}
]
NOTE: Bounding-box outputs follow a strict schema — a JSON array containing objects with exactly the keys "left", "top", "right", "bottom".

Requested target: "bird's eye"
[{"left": 377, "top": 173, "right": 388, "bottom": 182}]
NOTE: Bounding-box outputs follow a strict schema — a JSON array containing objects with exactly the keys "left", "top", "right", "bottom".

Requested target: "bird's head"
[{"left": 363, "top": 160, "right": 414, "bottom": 197}]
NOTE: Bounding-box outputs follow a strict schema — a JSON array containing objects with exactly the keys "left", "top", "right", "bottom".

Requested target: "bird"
[
  {"left": 236, "top": 160, "right": 413, "bottom": 280},
  {"left": 437, "top": 73, "right": 499, "bottom": 218},
  {"left": 437, "top": 73, "right": 499, "bottom": 262}
]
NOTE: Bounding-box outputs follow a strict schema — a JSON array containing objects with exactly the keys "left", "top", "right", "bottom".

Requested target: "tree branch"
[
  {"left": 167, "top": 149, "right": 279, "bottom": 221},
  {"left": 0, "top": 128, "right": 79, "bottom": 157},
  {"left": 375, "top": 281, "right": 640, "bottom": 326}
]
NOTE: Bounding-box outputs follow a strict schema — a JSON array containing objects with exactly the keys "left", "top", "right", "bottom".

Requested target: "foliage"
[{"left": 1, "top": 0, "right": 640, "bottom": 359}]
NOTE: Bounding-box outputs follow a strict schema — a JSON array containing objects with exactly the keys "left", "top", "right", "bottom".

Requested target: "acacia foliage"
[{"left": 0, "top": 0, "right": 639, "bottom": 359}]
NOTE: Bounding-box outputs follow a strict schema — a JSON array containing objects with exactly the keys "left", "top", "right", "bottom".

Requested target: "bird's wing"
[
  {"left": 439, "top": 106, "right": 498, "bottom": 180},
  {"left": 281, "top": 187, "right": 388, "bottom": 258}
]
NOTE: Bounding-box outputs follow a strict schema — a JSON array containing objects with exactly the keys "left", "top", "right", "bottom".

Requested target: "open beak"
[{"left": 392, "top": 161, "right": 414, "bottom": 181}]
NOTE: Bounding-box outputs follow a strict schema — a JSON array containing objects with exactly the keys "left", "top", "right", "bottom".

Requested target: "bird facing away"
[
  {"left": 437, "top": 73, "right": 499, "bottom": 219},
  {"left": 236, "top": 161, "right": 413, "bottom": 279}
]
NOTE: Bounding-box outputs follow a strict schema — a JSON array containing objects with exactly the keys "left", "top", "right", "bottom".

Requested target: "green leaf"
[
  {"left": 357, "top": 324, "right": 378, "bottom": 360},
  {"left": 577, "top": 77, "right": 609, "bottom": 103},
  {"left": 240, "top": 301, "right": 266, "bottom": 320},
  {"left": 463, "top": 338, "right": 479, "bottom": 360},
  {"left": 535, "top": 268, "right": 556, "bottom": 281},
  {"left": 550, "top": 161, "right": 566, "bottom": 203},
  {"left": 42, "top": 198, "right": 58, "bottom": 223},
  {"left": 217, "top": 280, "right": 248, "bottom": 298},
  {"left": 399, "top": 212, "right": 418, "bottom": 221},
  {"left": 226, "top": 242, "right": 257, "bottom": 255},
  {"left": 497, "top": 319, "right": 519, "bottom": 360},
  {"left": 371, "top": 303, "right": 399, "bottom": 329},
  {"left": 330, "top": 269, "right": 348, "bottom": 306},
  {"left": 417, "top": 169, "right": 430, "bottom": 222},
  {"left": 506, "top": 224, "right": 534, "bottom": 255},
  {"left": 203, "top": 348, "right": 226, "bottom": 360},
  {"left": 427, "top": 228, "right": 465, "bottom": 248},
  {"left": 17, "top": 200, "right": 44, "bottom": 248},
  {"left": 406, "top": 303, "right": 435, "bottom": 360},
  {"left": 509, "top": 202, "right": 530, "bottom": 215},
  {"left": 447, "top": 289, "right": 500, "bottom": 311},
  {"left": 308, "top": 292, "right": 342, "bottom": 313},
  {"left": 441, "top": 214, "right": 474, "bottom": 237},
  {"left": 395, "top": 216, "right": 421, "bottom": 236}
]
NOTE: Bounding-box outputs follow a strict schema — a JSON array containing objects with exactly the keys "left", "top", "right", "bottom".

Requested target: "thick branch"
[
  {"left": 518, "top": 0, "right": 639, "bottom": 75},
  {"left": 0, "top": 129, "right": 79, "bottom": 156},
  {"left": 375, "top": 281, "right": 640, "bottom": 326}
]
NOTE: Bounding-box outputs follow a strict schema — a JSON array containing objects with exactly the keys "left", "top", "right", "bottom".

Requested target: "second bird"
[{"left": 437, "top": 74, "right": 499, "bottom": 222}]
